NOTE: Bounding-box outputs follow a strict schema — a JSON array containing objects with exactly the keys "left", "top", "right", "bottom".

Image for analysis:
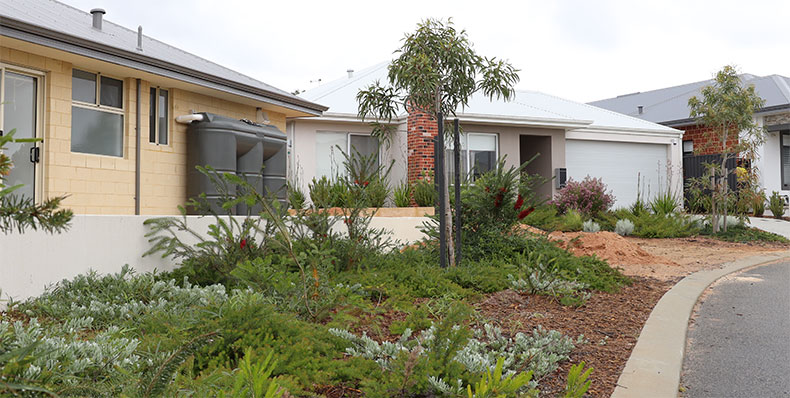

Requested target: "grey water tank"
[{"left": 185, "top": 113, "right": 287, "bottom": 214}]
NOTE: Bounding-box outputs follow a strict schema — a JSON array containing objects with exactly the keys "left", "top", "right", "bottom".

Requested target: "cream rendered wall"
[
  {"left": 1, "top": 45, "right": 287, "bottom": 215},
  {"left": 289, "top": 119, "right": 407, "bottom": 202}
]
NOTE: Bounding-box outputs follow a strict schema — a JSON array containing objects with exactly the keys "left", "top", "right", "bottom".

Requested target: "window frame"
[
  {"left": 70, "top": 68, "right": 125, "bottom": 157},
  {"left": 781, "top": 130, "right": 790, "bottom": 190},
  {"left": 149, "top": 86, "right": 170, "bottom": 146},
  {"left": 682, "top": 140, "right": 694, "bottom": 156},
  {"left": 446, "top": 132, "right": 499, "bottom": 180}
]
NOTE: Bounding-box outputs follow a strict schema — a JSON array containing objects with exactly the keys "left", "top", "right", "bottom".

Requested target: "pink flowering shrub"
[{"left": 552, "top": 176, "right": 615, "bottom": 217}]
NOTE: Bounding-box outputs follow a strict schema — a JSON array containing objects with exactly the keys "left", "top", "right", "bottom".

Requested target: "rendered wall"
[{"left": 0, "top": 214, "right": 429, "bottom": 304}]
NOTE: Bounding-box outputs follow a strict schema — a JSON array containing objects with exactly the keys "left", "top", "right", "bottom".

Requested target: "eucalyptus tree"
[
  {"left": 356, "top": 18, "right": 519, "bottom": 266},
  {"left": 688, "top": 65, "right": 765, "bottom": 233}
]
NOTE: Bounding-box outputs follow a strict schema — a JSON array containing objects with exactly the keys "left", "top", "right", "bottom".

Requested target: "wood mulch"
[{"left": 474, "top": 278, "right": 674, "bottom": 398}]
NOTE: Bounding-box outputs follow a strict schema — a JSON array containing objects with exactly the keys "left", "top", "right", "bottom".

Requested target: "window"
[
  {"left": 445, "top": 132, "right": 498, "bottom": 180},
  {"left": 71, "top": 69, "right": 124, "bottom": 157},
  {"left": 315, "top": 131, "right": 379, "bottom": 179},
  {"left": 683, "top": 140, "right": 694, "bottom": 156},
  {"left": 149, "top": 87, "right": 169, "bottom": 145}
]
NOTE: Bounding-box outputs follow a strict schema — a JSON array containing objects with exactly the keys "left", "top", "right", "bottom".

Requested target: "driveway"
[
  {"left": 749, "top": 216, "right": 790, "bottom": 239},
  {"left": 680, "top": 261, "right": 790, "bottom": 398}
]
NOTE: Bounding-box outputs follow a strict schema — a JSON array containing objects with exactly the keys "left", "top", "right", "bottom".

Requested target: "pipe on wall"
[
  {"left": 135, "top": 78, "right": 141, "bottom": 215},
  {"left": 175, "top": 113, "right": 205, "bottom": 124}
]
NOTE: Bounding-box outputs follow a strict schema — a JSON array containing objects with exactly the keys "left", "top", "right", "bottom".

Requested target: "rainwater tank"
[{"left": 185, "top": 113, "right": 287, "bottom": 214}]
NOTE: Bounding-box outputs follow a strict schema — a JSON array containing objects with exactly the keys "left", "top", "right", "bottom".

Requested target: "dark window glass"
[
  {"left": 149, "top": 88, "right": 157, "bottom": 143},
  {"left": 99, "top": 76, "right": 123, "bottom": 108},
  {"left": 72, "top": 69, "right": 96, "bottom": 103},
  {"left": 782, "top": 132, "right": 790, "bottom": 189},
  {"left": 158, "top": 89, "right": 168, "bottom": 145},
  {"left": 71, "top": 106, "right": 123, "bottom": 157}
]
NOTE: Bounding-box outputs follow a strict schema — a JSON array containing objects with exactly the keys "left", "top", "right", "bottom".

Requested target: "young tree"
[
  {"left": 688, "top": 65, "right": 765, "bottom": 233},
  {"left": 356, "top": 18, "right": 519, "bottom": 266},
  {"left": 1, "top": 129, "right": 72, "bottom": 233}
]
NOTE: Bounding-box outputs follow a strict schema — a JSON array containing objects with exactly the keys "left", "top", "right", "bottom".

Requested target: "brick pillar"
[{"left": 407, "top": 109, "right": 438, "bottom": 184}]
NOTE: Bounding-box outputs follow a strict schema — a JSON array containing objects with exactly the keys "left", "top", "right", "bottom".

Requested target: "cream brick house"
[{"left": 0, "top": 0, "right": 326, "bottom": 215}]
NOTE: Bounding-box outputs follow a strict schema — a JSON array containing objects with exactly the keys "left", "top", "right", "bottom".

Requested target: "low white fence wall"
[{"left": 0, "top": 214, "right": 429, "bottom": 303}]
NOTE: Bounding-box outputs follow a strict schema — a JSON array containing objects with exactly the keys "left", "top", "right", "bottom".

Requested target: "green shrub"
[
  {"left": 362, "top": 177, "right": 389, "bottom": 208},
  {"left": 633, "top": 213, "right": 699, "bottom": 238},
  {"left": 393, "top": 181, "right": 414, "bottom": 207},
  {"left": 308, "top": 176, "right": 333, "bottom": 208},
  {"left": 520, "top": 204, "right": 557, "bottom": 230},
  {"left": 650, "top": 190, "right": 679, "bottom": 215},
  {"left": 592, "top": 211, "right": 618, "bottom": 231},
  {"left": 769, "top": 191, "right": 785, "bottom": 219},
  {"left": 703, "top": 224, "right": 789, "bottom": 243},
  {"left": 287, "top": 182, "right": 306, "bottom": 210},
  {"left": 328, "top": 179, "right": 349, "bottom": 207},
  {"left": 414, "top": 173, "right": 438, "bottom": 207},
  {"left": 555, "top": 209, "right": 583, "bottom": 232},
  {"left": 752, "top": 190, "right": 766, "bottom": 217}
]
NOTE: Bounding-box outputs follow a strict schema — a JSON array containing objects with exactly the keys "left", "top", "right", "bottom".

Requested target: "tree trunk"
[{"left": 721, "top": 155, "right": 729, "bottom": 232}]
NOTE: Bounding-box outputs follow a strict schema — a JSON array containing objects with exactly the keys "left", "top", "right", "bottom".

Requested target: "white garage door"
[{"left": 565, "top": 140, "right": 668, "bottom": 209}]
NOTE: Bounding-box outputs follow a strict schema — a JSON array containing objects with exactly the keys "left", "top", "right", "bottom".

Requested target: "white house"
[{"left": 288, "top": 63, "right": 684, "bottom": 208}]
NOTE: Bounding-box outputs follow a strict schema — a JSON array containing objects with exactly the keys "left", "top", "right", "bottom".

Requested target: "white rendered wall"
[{"left": 0, "top": 214, "right": 428, "bottom": 303}]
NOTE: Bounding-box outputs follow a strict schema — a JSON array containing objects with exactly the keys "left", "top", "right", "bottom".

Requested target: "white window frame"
[
  {"left": 0, "top": 62, "right": 45, "bottom": 202},
  {"left": 149, "top": 86, "right": 170, "bottom": 146},
  {"left": 70, "top": 68, "right": 125, "bottom": 157},
  {"left": 446, "top": 132, "right": 499, "bottom": 179}
]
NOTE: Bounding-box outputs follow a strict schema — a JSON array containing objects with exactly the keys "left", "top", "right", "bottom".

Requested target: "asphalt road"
[{"left": 681, "top": 261, "right": 790, "bottom": 398}]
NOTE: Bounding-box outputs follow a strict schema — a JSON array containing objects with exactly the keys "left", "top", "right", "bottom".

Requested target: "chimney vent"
[
  {"left": 637, "top": 105, "right": 644, "bottom": 115},
  {"left": 347, "top": 69, "right": 354, "bottom": 79},
  {"left": 90, "top": 8, "right": 105, "bottom": 30},
  {"left": 137, "top": 26, "right": 143, "bottom": 50}
]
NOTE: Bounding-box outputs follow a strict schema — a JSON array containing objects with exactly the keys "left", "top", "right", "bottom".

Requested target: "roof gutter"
[
  {"left": 661, "top": 104, "right": 790, "bottom": 128},
  {"left": 292, "top": 112, "right": 595, "bottom": 130},
  {"left": 0, "top": 17, "right": 327, "bottom": 115}
]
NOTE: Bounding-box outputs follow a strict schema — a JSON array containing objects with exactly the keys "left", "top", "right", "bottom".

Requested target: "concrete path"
[
  {"left": 680, "top": 261, "right": 790, "bottom": 398},
  {"left": 748, "top": 217, "right": 790, "bottom": 239},
  {"left": 611, "top": 253, "right": 789, "bottom": 398}
]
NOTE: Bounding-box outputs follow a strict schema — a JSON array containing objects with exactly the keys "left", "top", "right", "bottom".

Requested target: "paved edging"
[{"left": 610, "top": 252, "right": 790, "bottom": 398}]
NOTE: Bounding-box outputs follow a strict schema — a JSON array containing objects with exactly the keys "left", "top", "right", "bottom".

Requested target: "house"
[
  {"left": 590, "top": 74, "right": 790, "bottom": 198},
  {"left": 0, "top": 0, "right": 326, "bottom": 215},
  {"left": 289, "top": 63, "right": 684, "bottom": 208}
]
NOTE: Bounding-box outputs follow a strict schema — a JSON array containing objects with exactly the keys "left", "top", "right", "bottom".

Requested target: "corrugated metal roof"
[
  {"left": 301, "top": 62, "right": 679, "bottom": 134},
  {"left": 590, "top": 74, "right": 790, "bottom": 126},
  {"left": 0, "top": 0, "right": 326, "bottom": 114}
]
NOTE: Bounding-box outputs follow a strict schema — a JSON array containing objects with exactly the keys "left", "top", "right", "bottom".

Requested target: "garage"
[{"left": 565, "top": 140, "right": 669, "bottom": 208}]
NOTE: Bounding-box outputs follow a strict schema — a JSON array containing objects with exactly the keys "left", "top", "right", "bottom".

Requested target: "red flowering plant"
[
  {"left": 551, "top": 176, "right": 615, "bottom": 218},
  {"left": 456, "top": 155, "right": 548, "bottom": 239}
]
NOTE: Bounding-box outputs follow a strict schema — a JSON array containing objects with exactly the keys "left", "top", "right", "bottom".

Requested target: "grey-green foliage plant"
[
  {"left": 0, "top": 128, "right": 72, "bottom": 234},
  {"left": 614, "top": 219, "right": 635, "bottom": 236},
  {"left": 508, "top": 252, "right": 590, "bottom": 305},
  {"left": 688, "top": 65, "right": 766, "bottom": 233},
  {"left": 357, "top": 17, "right": 520, "bottom": 267},
  {"left": 393, "top": 181, "right": 414, "bottom": 207},
  {"left": 769, "top": 191, "right": 785, "bottom": 219},
  {"left": 582, "top": 220, "right": 600, "bottom": 233}
]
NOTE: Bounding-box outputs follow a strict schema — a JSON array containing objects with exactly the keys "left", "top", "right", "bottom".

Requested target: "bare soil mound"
[{"left": 548, "top": 231, "right": 678, "bottom": 267}]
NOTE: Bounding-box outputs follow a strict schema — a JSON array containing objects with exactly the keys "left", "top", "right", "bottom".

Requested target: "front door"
[{"left": 1, "top": 67, "right": 41, "bottom": 201}]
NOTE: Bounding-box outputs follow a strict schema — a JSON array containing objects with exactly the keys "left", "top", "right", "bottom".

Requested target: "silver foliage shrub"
[
  {"left": 614, "top": 219, "right": 635, "bottom": 236},
  {"left": 582, "top": 220, "right": 601, "bottom": 233},
  {"left": 330, "top": 323, "right": 583, "bottom": 392}
]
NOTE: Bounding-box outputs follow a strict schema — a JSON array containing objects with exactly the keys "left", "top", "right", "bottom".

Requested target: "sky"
[{"left": 60, "top": 0, "right": 789, "bottom": 104}]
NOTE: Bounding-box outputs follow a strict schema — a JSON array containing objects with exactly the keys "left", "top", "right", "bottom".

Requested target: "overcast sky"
[{"left": 61, "top": 0, "right": 789, "bottom": 104}]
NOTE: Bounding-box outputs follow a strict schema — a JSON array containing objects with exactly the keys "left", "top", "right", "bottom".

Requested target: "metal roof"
[
  {"left": 0, "top": 0, "right": 327, "bottom": 115},
  {"left": 301, "top": 62, "right": 679, "bottom": 135},
  {"left": 590, "top": 74, "right": 790, "bottom": 127}
]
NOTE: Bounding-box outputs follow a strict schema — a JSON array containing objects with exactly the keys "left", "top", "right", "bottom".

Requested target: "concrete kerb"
[{"left": 610, "top": 252, "right": 790, "bottom": 398}]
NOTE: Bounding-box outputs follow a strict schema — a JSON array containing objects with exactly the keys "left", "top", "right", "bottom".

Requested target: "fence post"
[
  {"left": 453, "top": 118, "right": 461, "bottom": 265},
  {"left": 435, "top": 112, "right": 446, "bottom": 268}
]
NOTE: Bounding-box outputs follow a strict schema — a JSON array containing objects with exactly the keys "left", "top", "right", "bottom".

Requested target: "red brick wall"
[
  {"left": 407, "top": 109, "right": 438, "bottom": 183},
  {"left": 680, "top": 124, "right": 739, "bottom": 155}
]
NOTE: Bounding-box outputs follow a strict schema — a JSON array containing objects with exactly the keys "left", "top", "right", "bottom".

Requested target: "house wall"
[
  {"left": 1, "top": 45, "right": 287, "bottom": 215},
  {"left": 756, "top": 112, "right": 790, "bottom": 197},
  {"left": 680, "top": 124, "right": 737, "bottom": 156},
  {"left": 288, "top": 119, "right": 407, "bottom": 201}
]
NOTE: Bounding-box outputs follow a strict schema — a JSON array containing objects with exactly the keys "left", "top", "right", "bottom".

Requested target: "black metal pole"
[
  {"left": 436, "top": 112, "right": 447, "bottom": 268},
  {"left": 453, "top": 118, "right": 461, "bottom": 265}
]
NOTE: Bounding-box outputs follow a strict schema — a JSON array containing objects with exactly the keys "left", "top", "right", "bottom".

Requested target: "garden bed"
[{"left": 287, "top": 206, "right": 435, "bottom": 217}]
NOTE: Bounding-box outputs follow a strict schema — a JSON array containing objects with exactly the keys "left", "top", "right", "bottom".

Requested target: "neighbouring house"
[
  {"left": 0, "top": 0, "right": 326, "bottom": 215},
  {"left": 289, "top": 63, "right": 684, "bottom": 208},
  {"left": 590, "top": 73, "right": 790, "bottom": 199}
]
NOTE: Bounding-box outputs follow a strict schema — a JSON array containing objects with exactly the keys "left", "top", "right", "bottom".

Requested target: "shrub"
[
  {"left": 308, "top": 176, "right": 333, "bottom": 208},
  {"left": 362, "top": 177, "right": 388, "bottom": 208},
  {"left": 520, "top": 204, "right": 557, "bottom": 230},
  {"left": 752, "top": 190, "right": 766, "bottom": 217},
  {"left": 393, "top": 181, "right": 413, "bottom": 207},
  {"left": 650, "top": 190, "right": 678, "bottom": 215},
  {"left": 413, "top": 173, "right": 437, "bottom": 207},
  {"left": 769, "top": 191, "right": 785, "bottom": 219},
  {"left": 614, "top": 219, "right": 635, "bottom": 236},
  {"left": 287, "top": 182, "right": 306, "bottom": 210},
  {"left": 555, "top": 209, "right": 583, "bottom": 232},
  {"left": 552, "top": 176, "right": 615, "bottom": 218},
  {"left": 582, "top": 220, "right": 600, "bottom": 233},
  {"left": 633, "top": 213, "right": 699, "bottom": 238}
]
